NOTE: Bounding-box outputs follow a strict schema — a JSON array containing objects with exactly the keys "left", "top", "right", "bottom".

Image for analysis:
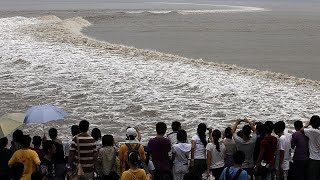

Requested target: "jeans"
[
  {"left": 173, "top": 164, "right": 188, "bottom": 180},
  {"left": 307, "top": 159, "right": 320, "bottom": 180}
]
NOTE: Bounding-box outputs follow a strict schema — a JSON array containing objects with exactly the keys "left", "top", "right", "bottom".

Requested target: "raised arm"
[
  {"left": 134, "top": 127, "right": 142, "bottom": 142},
  {"left": 244, "top": 118, "right": 256, "bottom": 133},
  {"left": 232, "top": 119, "right": 242, "bottom": 134}
]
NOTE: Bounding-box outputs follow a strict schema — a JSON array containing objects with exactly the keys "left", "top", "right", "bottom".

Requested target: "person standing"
[
  {"left": 300, "top": 115, "right": 320, "bottom": 180},
  {"left": 121, "top": 151, "right": 148, "bottom": 180},
  {"left": 219, "top": 151, "right": 248, "bottom": 180},
  {"left": 68, "top": 120, "right": 97, "bottom": 180},
  {"left": 64, "top": 125, "right": 80, "bottom": 162},
  {"left": 30, "top": 136, "right": 45, "bottom": 160},
  {"left": 0, "top": 137, "right": 13, "bottom": 179},
  {"left": 8, "top": 135, "right": 41, "bottom": 180},
  {"left": 40, "top": 140, "right": 57, "bottom": 180},
  {"left": 148, "top": 122, "right": 172, "bottom": 180},
  {"left": 232, "top": 118, "right": 257, "bottom": 179},
  {"left": 172, "top": 130, "right": 191, "bottom": 180},
  {"left": 291, "top": 120, "right": 309, "bottom": 180},
  {"left": 222, "top": 127, "right": 237, "bottom": 167}
]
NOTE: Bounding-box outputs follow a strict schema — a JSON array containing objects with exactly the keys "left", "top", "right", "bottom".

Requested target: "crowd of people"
[{"left": 0, "top": 115, "right": 319, "bottom": 180}]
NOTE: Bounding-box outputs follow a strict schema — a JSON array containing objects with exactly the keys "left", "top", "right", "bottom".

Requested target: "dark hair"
[
  {"left": 256, "top": 123, "right": 265, "bottom": 136},
  {"left": 128, "top": 151, "right": 141, "bottom": 166},
  {"left": 172, "top": 121, "right": 181, "bottom": 131},
  {"left": 102, "top": 135, "right": 114, "bottom": 147},
  {"left": 71, "top": 125, "right": 80, "bottom": 136},
  {"left": 48, "top": 128, "right": 57, "bottom": 139},
  {"left": 32, "top": 136, "right": 42, "bottom": 146},
  {"left": 237, "top": 130, "right": 243, "bottom": 138},
  {"left": 156, "top": 122, "right": 167, "bottom": 135},
  {"left": 224, "top": 127, "right": 232, "bottom": 139},
  {"left": 197, "top": 123, "right": 207, "bottom": 147},
  {"left": 294, "top": 120, "right": 303, "bottom": 131},
  {"left": 310, "top": 115, "right": 320, "bottom": 129},
  {"left": 12, "top": 130, "right": 23, "bottom": 143},
  {"left": 233, "top": 151, "right": 246, "bottom": 165},
  {"left": 91, "top": 128, "right": 101, "bottom": 141},
  {"left": 274, "top": 121, "right": 285, "bottom": 134},
  {"left": 31, "top": 171, "right": 43, "bottom": 180},
  {"left": 212, "top": 129, "right": 221, "bottom": 152},
  {"left": 79, "top": 120, "right": 89, "bottom": 133},
  {"left": 177, "top": 130, "right": 187, "bottom": 143},
  {"left": 10, "top": 162, "right": 24, "bottom": 180},
  {"left": 20, "top": 135, "right": 31, "bottom": 148},
  {"left": 242, "top": 125, "right": 252, "bottom": 137},
  {"left": 264, "top": 121, "right": 274, "bottom": 134},
  {"left": 42, "top": 140, "right": 55, "bottom": 154},
  {"left": 0, "top": 137, "right": 8, "bottom": 150}
]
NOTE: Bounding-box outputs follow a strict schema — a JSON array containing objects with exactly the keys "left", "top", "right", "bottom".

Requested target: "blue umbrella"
[{"left": 24, "top": 105, "right": 67, "bottom": 124}]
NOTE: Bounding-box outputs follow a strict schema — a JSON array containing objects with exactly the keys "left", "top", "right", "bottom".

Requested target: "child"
[{"left": 121, "top": 151, "right": 148, "bottom": 180}]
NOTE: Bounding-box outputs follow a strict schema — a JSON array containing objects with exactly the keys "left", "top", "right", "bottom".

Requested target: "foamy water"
[{"left": 0, "top": 16, "right": 319, "bottom": 143}]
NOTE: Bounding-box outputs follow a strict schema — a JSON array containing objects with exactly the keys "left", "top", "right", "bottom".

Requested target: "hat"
[{"left": 126, "top": 128, "right": 137, "bottom": 137}]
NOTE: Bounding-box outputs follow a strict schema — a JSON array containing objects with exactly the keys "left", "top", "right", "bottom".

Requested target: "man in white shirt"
[
  {"left": 301, "top": 115, "right": 320, "bottom": 180},
  {"left": 274, "top": 121, "right": 292, "bottom": 180}
]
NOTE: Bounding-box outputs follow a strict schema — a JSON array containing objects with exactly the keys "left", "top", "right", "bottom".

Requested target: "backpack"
[
  {"left": 124, "top": 143, "right": 143, "bottom": 170},
  {"left": 226, "top": 167, "right": 243, "bottom": 180}
]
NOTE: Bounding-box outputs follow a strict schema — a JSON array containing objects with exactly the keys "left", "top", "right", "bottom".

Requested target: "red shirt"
[
  {"left": 30, "top": 147, "right": 45, "bottom": 160},
  {"left": 260, "top": 135, "right": 278, "bottom": 167}
]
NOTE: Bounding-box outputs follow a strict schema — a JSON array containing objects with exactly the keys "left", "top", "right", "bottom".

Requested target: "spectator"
[
  {"left": 172, "top": 130, "right": 191, "bottom": 180},
  {"left": 167, "top": 121, "right": 181, "bottom": 145},
  {"left": 206, "top": 129, "right": 226, "bottom": 179},
  {"left": 8, "top": 135, "right": 41, "bottom": 180},
  {"left": 148, "top": 122, "right": 172, "bottom": 180},
  {"left": 190, "top": 123, "right": 208, "bottom": 180},
  {"left": 144, "top": 146, "right": 155, "bottom": 180},
  {"left": 255, "top": 121, "right": 277, "bottom": 180},
  {"left": 126, "top": 126, "right": 142, "bottom": 142},
  {"left": 0, "top": 137, "right": 13, "bottom": 179},
  {"left": 119, "top": 127, "right": 146, "bottom": 173},
  {"left": 96, "top": 135, "right": 119, "bottom": 180},
  {"left": 30, "top": 136, "right": 44, "bottom": 160},
  {"left": 31, "top": 171, "right": 43, "bottom": 180},
  {"left": 232, "top": 118, "right": 257, "bottom": 178},
  {"left": 291, "top": 120, "right": 309, "bottom": 180},
  {"left": 300, "top": 115, "right": 320, "bottom": 180},
  {"left": 219, "top": 151, "right": 248, "bottom": 180},
  {"left": 48, "top": 128, "right": 66, "bottom": 179},
  {"left": 64, "top": 125, "right": 80, "bottom": 161},
  {"left": 40, "top": 140, "right": 56, "bottom": 180},
  {"left": 121, "top": 151, "right": 148, "bottom": 180},
  {"left": 91, "top": 128, "right": 102, "bottom": 150},
  {"left": 68, "top": 120, "right": 97, "bottom": 180},
  {"left": 222, "top": 127, "right": 236, "bottom": 167},
  {"left": 274, "top": 121, "right": 292, "bottom": 180},
  {"left": 254, "top": 123, "right": 265, "bottom": 165},
  {"left": 10, "top": 129, "right": 23, "bottom": 152},
  {"left": 10, "top": 162, "right": 24, "bottom": 180}
]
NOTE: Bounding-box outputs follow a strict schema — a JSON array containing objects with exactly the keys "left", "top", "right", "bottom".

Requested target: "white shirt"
[
  {"left": 275, "top": 134, "right": 292, "bottom": 170},
  {"left": 192, "top": 135, "right": 207, "bottom": 159},
  {"left": 64, "top": 139, "right": 73, "bottom": 157},
  {"left": 206, "top": 142, "right": 226, "bottom": 169},
  {"left": 173, "top": 143, "right": 192, "bottom": 165},
  {"left": 304, "top": 128, "right": 320, "bottom": 160},
  {"left": 233, "top": 133, "right": 257, "bottom": 168},
  {"left": 167, "top": 132, "right": 178, "bottom": 145}
]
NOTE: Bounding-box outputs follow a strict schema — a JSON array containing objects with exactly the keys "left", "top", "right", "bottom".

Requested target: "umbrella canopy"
[
  {"left": 0, "top": 113, "right": 24, "bottom": 138},
  {"left": 24, "top": 105, "right": 67, "bottom": 124}
]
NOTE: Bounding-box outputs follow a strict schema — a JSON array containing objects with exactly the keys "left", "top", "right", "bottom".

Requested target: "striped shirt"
[{"left": 69, "top": 133, "right": 97, "bottom": 173}]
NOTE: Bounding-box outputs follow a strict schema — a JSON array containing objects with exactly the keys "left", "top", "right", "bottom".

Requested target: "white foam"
[{"left": 0, "top": 16, "right": 319, "bottom": 143}]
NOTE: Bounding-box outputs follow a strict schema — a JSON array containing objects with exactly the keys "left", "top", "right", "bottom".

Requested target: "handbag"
[{"left": 69, "top": 135, "right": 85, "bottom": 180}]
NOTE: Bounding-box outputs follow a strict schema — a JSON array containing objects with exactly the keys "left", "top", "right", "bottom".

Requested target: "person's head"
[
  {"left": 48, "top": 128, "right": 57, "bottom": 139},
  {"left": 294, "top": 120, "right": 303, "bottom": 131},
  {"left": 20, "top": 135, "right": 31, "bottom": 148},
  {"left": 264, "top": 121, "right": 274, "bottom": 134},
  {"left": 274, "top": 121, "right": 286, "bottom": 135},
  {"left": 171, "top": 121, "right": 181, "bottom": 132},
  {"left": 212, "top": 129, "right": 222, "bottom": 152},
  {"left": 127, "top": 151, "right": 141, "bottom": 168},
  {"left": 256, "top": 123, "right": 265, "bottom": 136},
  {"left": 91, "top": 128, "right": 101, "bottom": 142},
  {"left": 224, "top": 127, "right": 232, "bottom": 139},
  {"left": 32, "top": 136, "right": 42, "bottom": 147},
  {"left": 10, "top": 162, "right": 24, "bottom": 180},
  {"left": 42, "top": 140, "right": 56, "bottom": 156},
  {"left": 71, "top": 125, "right": 80, "bottom": 136},
  {"left": 197, "top": 123, "right": 207, "bottom": 147},
  {"left": 156, "top": 122, "right": 167, "bottom": 135},
  {"left": 0, "top": 137, "right": 8, "bottom": 150},
  {"left": 102, "top": 135, "right": 114, "bottom": 147},
  {"left": 126, "top": 127, "right": 137, "bottom": 140},
  {"left": 233, "top": 151, "right": 246, "bottom": 165},
  {"left": 12, "top": 129, "right": 23, "bottom": 143},
  {"left": 237, "top": 130, "right": 243, "bottom": 138},
  {"left": 242, "top": 125, "right": 252, "bottom": 137},
  {"left": 310, "top": 115, "right": 320, "bottom": 129},
  {"left": 177, "top": 130, "right": 187, "bottom": 143},
  {"left": 31, "top": 171, "right": 43, "bottom": 180},
  {"left": 79, "top": 120, "right": 89, "bottom": 133}
]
